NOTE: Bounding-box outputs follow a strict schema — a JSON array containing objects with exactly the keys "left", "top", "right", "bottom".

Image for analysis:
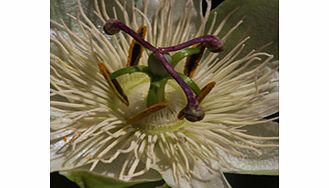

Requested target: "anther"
[
  {"left": 197, "top": 81, "right": 216, "bottom": 103},
  {"left": 98, "top": 63, "right": 129, "bottom": 106},
  {"left": 127, "top": 102, "right": 168, "bottom": 124},
  {"left": 184, "top": 44, "right": 206, "bottom": 77},
  {"left": 127, "top": 26, "right": 147, "bottom": 66}
]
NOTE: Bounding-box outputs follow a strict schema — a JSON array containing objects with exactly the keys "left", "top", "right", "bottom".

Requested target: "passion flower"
[{"left": 51, "top": 0, "right": 278, "bottom": 187}]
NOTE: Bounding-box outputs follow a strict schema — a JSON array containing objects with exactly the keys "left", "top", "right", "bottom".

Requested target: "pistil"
[{"left": 103, "top": 19, "right": 223, "bottom": 122}]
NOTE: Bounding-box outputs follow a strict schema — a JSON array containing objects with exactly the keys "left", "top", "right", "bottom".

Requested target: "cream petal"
[
  {"left": 71, "top": 155, "right": 163, "bottom": 182},
  {"left": 243, "top": 121, "right": 279, "bottom": 137},
  {"left": 220, "top": 122, "right": 279, "bottom": 175},
  {"left": 153, "top": 160, "right": 232, "bottom": 188},
  {"left": 222, "top": 154, "right": 278, "bottom": 175},
  {"left": 60, "top": 168, "right": 161, "bottom": 188},
  {"left": 51, "top": 155, "right": 66, "bottom": 172}
]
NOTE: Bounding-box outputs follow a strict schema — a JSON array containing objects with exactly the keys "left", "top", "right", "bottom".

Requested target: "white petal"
[
  {"left": 222, "top": 154, "right": 278, "bottom": 175},
  {"left": 60, "top": 168, "right": 161, "bottom": 188},
  {"left": 221, "top": 122, "right": 279, "bottom": 175},
  {"left": 154, "top": 160, "right": 232, "bottom": 188}
]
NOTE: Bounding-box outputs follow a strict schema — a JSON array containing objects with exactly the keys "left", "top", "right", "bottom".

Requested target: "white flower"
[{"left": 51, "top": 0, "right": 278, "bottom": 187}]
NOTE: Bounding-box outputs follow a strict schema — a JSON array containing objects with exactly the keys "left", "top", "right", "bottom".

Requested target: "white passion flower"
[{"left": 50, "top": 0, "right": 279, "bottom": 187}]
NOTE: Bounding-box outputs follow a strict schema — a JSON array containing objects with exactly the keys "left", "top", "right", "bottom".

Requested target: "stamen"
[
  {"left": 197, "top": 81, "right": 216, "bottom": 103},
  {"left": 98, "top": 63, "right": 129, "bottom": 106},
  {"left": 127, "top": 26, "right": 147, "bottom": 66},
  {"left": 184, "top": 43, "right": 206, "bottom": 77},
  {"left": 127, "top": 102, "right": 168, "bottom": 124}
]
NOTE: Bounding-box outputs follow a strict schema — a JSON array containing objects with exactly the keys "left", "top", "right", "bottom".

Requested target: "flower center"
[
  {"left": 102, "top": 19, "right": 223, "bottom": 123},
  {"left": 120, "top": 78, "right": 187, "bottom": 131}
]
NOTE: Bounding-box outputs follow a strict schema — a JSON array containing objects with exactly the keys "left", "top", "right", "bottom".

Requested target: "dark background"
[
  {"left": 51, "top": 0, "right": 278, "bottom": 187},
  {"left": 51, "top": 172, "right": 278, "bottom": 188}
]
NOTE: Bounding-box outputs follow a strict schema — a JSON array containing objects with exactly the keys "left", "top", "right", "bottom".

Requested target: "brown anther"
[
  {"left": 98, "top": 63, "right": 129, "bottom": 106},
  {"left": 127, "top": 26, "right": 147, "bottom": 66},
  {"left": 127, "top": 102, "right": 168, "bottom": 124},
  {"left": 197, "top": 81, "right": 216, "bottom": 103},
  {"left": 184, "top": 43, "right": 206, "bottom": 77}
]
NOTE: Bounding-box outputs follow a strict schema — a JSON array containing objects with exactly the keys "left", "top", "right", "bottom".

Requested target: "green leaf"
[
  {"left": 60, "top": 170, "right": 163, "bottom": 188},
  {"left": 208, "top": 0, "right": 278, "bottom": 59}
]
